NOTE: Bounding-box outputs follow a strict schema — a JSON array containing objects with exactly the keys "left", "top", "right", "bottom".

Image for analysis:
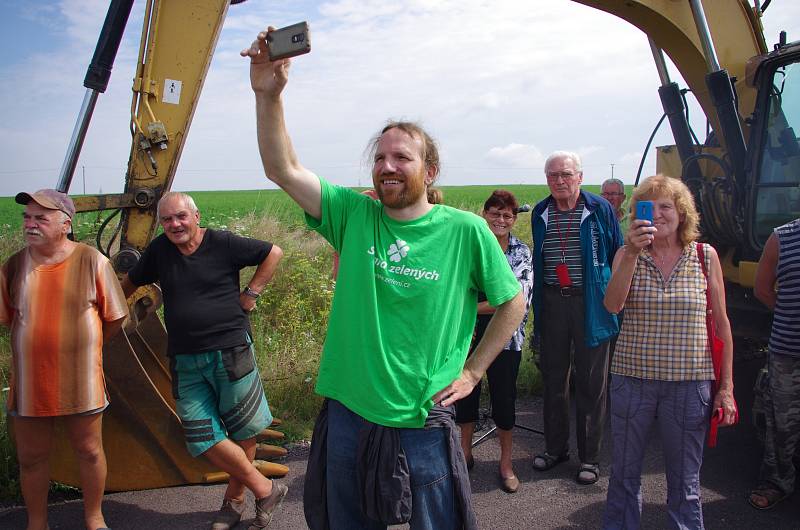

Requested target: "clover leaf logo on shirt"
[{"left": 388, "top": 240, "right": 410, "bottom": 262}]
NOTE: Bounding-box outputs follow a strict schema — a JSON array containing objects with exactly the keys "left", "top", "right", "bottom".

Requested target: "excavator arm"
[
  {"left": 573, "top": 0, "right": 800, "bottom": 341},
  {"left": 574, "top": 0, "right": 767, "bottom": 141},
  {"left": 46, "top": 0, "right": 288, "bottom": 491}
]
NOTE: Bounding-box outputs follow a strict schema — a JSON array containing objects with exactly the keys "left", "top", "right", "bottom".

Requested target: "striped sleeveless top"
[{"left": 770, "top": 219, "right": 800, "bottom": 357}]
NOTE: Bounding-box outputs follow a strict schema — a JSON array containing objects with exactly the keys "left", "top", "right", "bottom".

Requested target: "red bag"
[{"left": 696, "top": 243, "right": 738, "bottom": 447}]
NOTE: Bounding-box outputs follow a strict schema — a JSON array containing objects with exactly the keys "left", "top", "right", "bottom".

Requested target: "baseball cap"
[{"left": 15, "top": 189, "right": 76, "bottom": 219}]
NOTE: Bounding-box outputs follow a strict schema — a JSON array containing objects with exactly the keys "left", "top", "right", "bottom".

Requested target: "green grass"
[
  {"left": 0, "top": 184, "right": 554, "bottom": 500},
  {"left": 1, "top": 184, "right": 607, "bottom": 233},
  {"left": 190, "top": 189, "right": 309, "bottom": 229}
]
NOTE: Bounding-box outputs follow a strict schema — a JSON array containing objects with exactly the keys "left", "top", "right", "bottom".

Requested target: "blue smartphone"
[{"left": 636, "top": 200, "right": 653, "bottom": 222}]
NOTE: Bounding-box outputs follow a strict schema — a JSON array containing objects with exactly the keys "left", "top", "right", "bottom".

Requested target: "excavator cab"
[{"left": 749, "top": 43, "right": 800, "bottom": 247}]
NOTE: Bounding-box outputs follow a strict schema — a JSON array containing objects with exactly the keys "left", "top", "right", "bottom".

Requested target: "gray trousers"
[
  {"left": 759, "top": 351, "right": 800, "bottom": 495},
  {"left": 602, "top": 376, "right": 711, "bottom": 530},
  {"left": 540, "top": 285, "right": 610, "bottom": 463}
]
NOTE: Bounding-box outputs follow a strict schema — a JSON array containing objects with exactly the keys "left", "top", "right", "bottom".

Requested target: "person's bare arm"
[
  {"left": 239, "top": 245, "right": 283, "bottom": 312},
  {"left": 754, "top": 233, "right": 778, "bottom": 310},
  {"left": 707, "top": 245, "right": 736, "bottom": 426},
  {"left": 604, "top": 246, "right": 638, "bottom": 314},
  {"left": 103, "top": 316, "right": 126, "bottom": 342},
  {"left": 242, "top": 28, "right": 321, "bottom": 219},
  {"left": 432, "top": 291, "right": 525, "bottom": 406}
]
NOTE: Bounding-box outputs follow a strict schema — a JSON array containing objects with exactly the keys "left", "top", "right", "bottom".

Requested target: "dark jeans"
[
  {"left": 326, "top": 400, "right": 461, "bottom": 530},
  {"left": 540, "top": 285, "right": 610, "bottom": 463},
  {"left": 455, "top": 349, "right": 522, "bottom": 430}
]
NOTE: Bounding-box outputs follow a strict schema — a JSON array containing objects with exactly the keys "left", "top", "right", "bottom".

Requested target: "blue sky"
[{"left": 1, "top": 0, "right": 799, "bottom": 196}]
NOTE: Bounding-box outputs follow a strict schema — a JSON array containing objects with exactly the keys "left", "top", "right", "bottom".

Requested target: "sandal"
[
  {"left": 576, "top": 462, "right": 599, "bottom": 485},
  {"left": 532, "top": 452, "right": 569, "bottom": 471},
  {"left": 749, "top": 485, "right": 787, "bottom": 510}
]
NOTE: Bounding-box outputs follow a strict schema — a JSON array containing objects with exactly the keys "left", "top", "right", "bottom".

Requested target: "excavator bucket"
[
  {"left": 47, "top": 312, "right": 288, "bottom": 491},
  {"left": 28, "top": 0, "right": 293, "bottom": 491}
]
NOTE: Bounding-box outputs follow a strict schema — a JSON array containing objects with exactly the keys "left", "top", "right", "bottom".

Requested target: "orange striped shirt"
[{"left": 0, "top": 244, "right": 128, "bottom": 416}]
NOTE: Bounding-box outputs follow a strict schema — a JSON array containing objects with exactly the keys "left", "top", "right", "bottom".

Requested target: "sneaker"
[
  {"left": 248, "top": 482, "right": 288, "bottom": 529},
  {"left": 211, "top": 498, "right": 246, "bottom": 530}
]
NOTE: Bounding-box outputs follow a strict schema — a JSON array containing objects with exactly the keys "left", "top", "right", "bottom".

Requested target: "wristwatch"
[{"left": 243, "top": 286, "right": 261, "bottom": 299}]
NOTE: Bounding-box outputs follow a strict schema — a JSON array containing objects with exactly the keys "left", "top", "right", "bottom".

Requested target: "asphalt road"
[{"left": 1, "top": 359, "right": 798, "bottom": 529}]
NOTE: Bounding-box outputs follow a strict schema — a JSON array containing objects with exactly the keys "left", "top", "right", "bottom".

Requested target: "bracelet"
[{"left": 243, "top": 286, "right": 261, "bottom": 299}]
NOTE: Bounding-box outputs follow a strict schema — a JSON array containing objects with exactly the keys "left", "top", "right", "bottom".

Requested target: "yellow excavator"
[
  {"left": 576, "top": 0, "right": 799, "bottom": 440},
  {"left": 577, "top": 0, "right": 800, "bottom": 342},
  {"left": 45, "top": 0, "right": 287, "bottom": 491},
  {"left": 44, "top": 0, "right": 797, "bottom": 490}
]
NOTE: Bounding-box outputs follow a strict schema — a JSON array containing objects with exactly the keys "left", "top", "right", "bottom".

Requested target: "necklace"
[{"left": 652, "top": 247, "right": 681, "bottom": 275}]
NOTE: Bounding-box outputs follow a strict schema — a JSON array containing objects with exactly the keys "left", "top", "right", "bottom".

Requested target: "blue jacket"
[{"left": 531, "top": 190, "right": 623, "bottom": 347}]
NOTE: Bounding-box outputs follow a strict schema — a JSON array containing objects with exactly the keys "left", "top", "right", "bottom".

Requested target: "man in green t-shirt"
[{"left": 243, "top": 27, "right": 526, "bottom": 529}]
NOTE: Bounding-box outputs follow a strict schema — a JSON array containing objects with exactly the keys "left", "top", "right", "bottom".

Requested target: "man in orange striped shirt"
[{"left": 0, "top": 189, "right": 128, "bottom": 530}]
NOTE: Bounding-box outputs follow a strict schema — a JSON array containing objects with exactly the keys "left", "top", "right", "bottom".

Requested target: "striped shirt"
[
  {"left": 0, "top": 244, "right": 128, "bottom": 416},
  {"left": 770, "top": 219, "right": 800, "bottom": 357},
  {"left": 611, "top": 243, "right": 714, "bottom": 381},
  {"left": 542, "top": 197, "right": 584, "bottom": 286}
]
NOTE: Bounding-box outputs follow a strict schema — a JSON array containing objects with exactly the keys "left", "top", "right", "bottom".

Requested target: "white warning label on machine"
[{"left": 162, "top": 79, "right": 182, "bottom": 105}]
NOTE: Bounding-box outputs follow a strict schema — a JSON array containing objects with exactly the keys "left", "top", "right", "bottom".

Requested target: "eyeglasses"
[
  {"left": 485, "top": 211, "right": 515, "bottom": 222},
  {"left": 546, "top": 172, "right": 578, "bottom": 181},
  {"left": 601, "top": 192, "right": 624, "bottom": 197}
]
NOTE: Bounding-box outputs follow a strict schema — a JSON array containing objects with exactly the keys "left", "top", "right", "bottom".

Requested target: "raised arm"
[
  {"left": 604, "top": 219, "right": 655, "bottom": 314},
  {"left": 242, "top": 28, "right": 321, "bottom": 219}
]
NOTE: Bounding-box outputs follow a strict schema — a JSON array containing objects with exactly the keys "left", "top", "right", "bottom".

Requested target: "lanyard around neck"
[{"left": 554, "top": 203, "right": 577, "bottom": 263}]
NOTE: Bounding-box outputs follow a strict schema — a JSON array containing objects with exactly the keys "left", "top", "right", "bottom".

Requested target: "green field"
[
  {"left": 0, "top": 183, "right": 606, "bottom": 233},
  {"left": 0, "top": 183, "right": 596, "bottom": 500}
]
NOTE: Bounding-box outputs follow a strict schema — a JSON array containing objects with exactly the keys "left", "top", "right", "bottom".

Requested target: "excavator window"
[{"left": 753, "top": 60, "right": 800, "bottom": 244}]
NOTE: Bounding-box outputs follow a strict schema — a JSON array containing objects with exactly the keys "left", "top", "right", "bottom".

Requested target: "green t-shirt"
[{"left": 306, "top": 178, "right": 520, "bottom": 428}]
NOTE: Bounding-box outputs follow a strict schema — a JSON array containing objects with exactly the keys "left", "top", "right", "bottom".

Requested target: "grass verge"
[{"left": 0, "top": 203, "right": 542, "bottom": 501}]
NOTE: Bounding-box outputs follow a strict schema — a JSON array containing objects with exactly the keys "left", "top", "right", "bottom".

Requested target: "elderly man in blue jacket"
[{"left": 530, "top": 151, "right": 622, "bottom": 485}]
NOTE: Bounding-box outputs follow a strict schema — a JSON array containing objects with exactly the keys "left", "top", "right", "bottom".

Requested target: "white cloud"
[
  {"left": 1, "top": 0, "right": 799, "bottom": 195},
  {"left": 577, "top": 145, "right": 603, "bottom": 158},
  {"left": 619, "top": 152, "right": 643, "bottom": 164},
  {"left": 477, "top": 93, "right": 502, "bottom": 110},
  {"left": 485, "top": 143, "right": 545, "bottom": 169}
]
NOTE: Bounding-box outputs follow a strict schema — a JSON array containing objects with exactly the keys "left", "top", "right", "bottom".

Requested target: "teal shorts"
[{"left": 171, "top": 341, "right": 272, "bottom": 457}]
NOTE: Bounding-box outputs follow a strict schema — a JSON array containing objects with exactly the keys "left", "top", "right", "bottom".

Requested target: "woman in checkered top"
[{"left": 600, "top": 175, "right": 736, "bottom": 530}]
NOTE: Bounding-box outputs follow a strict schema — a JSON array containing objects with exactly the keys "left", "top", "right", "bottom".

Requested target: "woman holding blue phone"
[{"left": 601, "top": 175, "right": 736, "bottom": 530}]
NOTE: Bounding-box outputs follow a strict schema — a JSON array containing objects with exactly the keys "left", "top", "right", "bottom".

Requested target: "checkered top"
[{"left": 611, "top": 243, "right": 714, "bottom": 381}]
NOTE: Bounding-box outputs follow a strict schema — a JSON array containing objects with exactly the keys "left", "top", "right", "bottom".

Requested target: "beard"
[{"left": 374, "top": 171, "right": 427, "bottom": 209}]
